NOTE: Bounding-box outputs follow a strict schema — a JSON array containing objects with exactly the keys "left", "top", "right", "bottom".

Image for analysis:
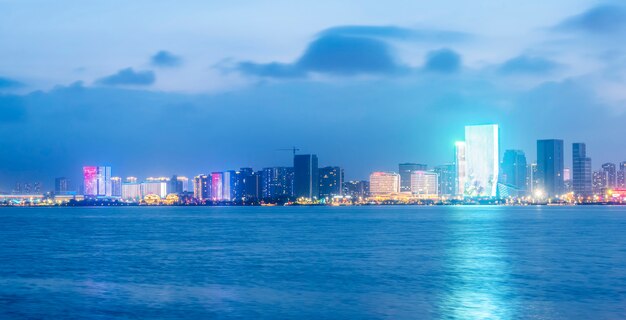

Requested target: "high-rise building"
[
  {"left": 193, "top": 174, "right": 210, "bottom": 201},
  {"left": 261, "top": 167, "right": 294, "bottom": 199},
  {"left": 141, "top": 179, "right": 168, "bottom": 198},
  {"left": 343, "top": 180, "right": 369, "bottom": 198},
  {"left": 410, "top": 171, "right": 438, "bottom": 197},
  {"left": 211, "top": 172, "right": 224, "bottom": 201},
  {"left": 369, "top": 172, "right": 400, "bottom": 195},
  {"left": 501, "top": 150, "right": 527, "bottom": 193},
  {"left": 238, "top": 168, "right": 259, "bottom": 201},
  {"left": 536, "top": 139, "right": 564, "bottom": 197},
  {"left": 618, "top": 162, "right": 626, "bottom": 188},
  {"left": 399, "top": 163, "right": 427, "bottom": 192},
  {"left": 455, "top": 141, "right": 466, "bottom": 196},
  {"left": 601, "top": 163, "right": 617, "bottom": 189},
  {"left": 169, "top": 175, "right": 189, "bottom": 194},
  {"left": 434, "top": 164, "right": 455, "bottom": 196},
  {"left": 319, "top": 166, "right": 344, "bottom": 198},
  {"left": 111, "top": 176, "right": 122, "bottom": 197},
  {"left": 294, "top": 154, "right": 319, "bottom": 200},
  {"left": 83, "top": 166, "right": 112, "bottom": 197},
  {"left": 527, "top": 163, "right": 538, "bottom": 195},
  {"left": 461, "top": 124, "right": 499, "bottom": 197},
  {"left": 593, "top": 170, "right": 606, "bottom": 194},
  {"left": 54, "top": 177, "right": 70, "bottom": 194},
  {"left": 572, "top": 143, "right": 592, "bottom": 197},
  {"left": 121, "top": 181, "right": 141, "bottom": 201}
]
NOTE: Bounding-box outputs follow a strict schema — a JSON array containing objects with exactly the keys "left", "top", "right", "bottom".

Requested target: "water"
[{"left": 1, "top": 206, "right": 625, "bottom": 319}]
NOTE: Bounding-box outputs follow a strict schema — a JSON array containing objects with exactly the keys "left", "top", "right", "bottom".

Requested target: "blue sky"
[{"left": 1, "top": 0, "right": 625, "bottom": 189}]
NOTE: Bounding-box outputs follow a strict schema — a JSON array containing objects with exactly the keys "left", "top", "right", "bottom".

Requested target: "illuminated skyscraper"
[
  {"left": 398, "top": 163, "right": 427, "bottom": 192},
  {"left": 211, "top": 172, "right": 224, "bottom": 201},
  {"left": 318, "top": 166, "right": 344, "bottom": 198},
  {"left": 455, "top": 141, "right": 466, "bottom": 195},
  {"left": 434, "top": 164, "right": 456, "bottom": 196},
  {"left": 141, "top": 180, "right": 168, "bottom": 198},
  {"left": 369, "top": 172, "right": 400, "bottom": 195},
  {"left": 121, "top": 181, "right": 141, "bottom": 201},
  {"left": 261, "top": 167, "right": 294, "bottom": 199},
  {"left": 410, "top": 171, "right": 438, "bottom": 197},
  {"left": 83, "top": 166, "right": 112, "bottom": 197},
  {"left": 111, "top": 176, "right": 122, "bottom": 197},
  {"left": 601, "top": 163, "right": 617, "bottom": 188},
  {"left": 54, "top": 177, "right": 70, "bottom": 194},
  {"left": 463, "top": 124, "right": 499, "bottom": 197},
  {"left": 294, "top": 154, "right": 319, "bottom": 200},
  {"left": 193, "top": 174, "right": 210, "bottom": 200},
  {"left": 537, "top": 139, "right": 564, "bottom": 197},
  {"left": 501, "top": 150, "right": 527, "bottom": 193},
  {"left": 572, "top": 143, "right": 592, "bottom": 197}
]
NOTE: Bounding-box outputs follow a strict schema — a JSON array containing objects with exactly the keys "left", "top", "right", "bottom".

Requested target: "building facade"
[
  {"left": 294, "top": 154, "right": 319, "bottom": 200},
  {"left": 319, "top": 166, "right": 344, "bottom": 198},
  {"left": 369, "top": 172, "right": 400, "bottom": 195},
  {"left": 399, "top": 163, "right": 427, "bottom": 193},
  {"left": 536, "top": 139, "right": 564, "bottom": 197},
  {"left": 572, "top": 143, "right": 592, "bottom": 197}
]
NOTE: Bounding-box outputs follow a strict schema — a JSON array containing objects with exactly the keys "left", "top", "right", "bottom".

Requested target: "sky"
[{"left": 1, "top": 0, "right": 626, "bottom": 191}]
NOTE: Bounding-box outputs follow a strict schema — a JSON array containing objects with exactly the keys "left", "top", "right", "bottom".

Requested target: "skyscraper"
[
  {"left": 601, "top": 163, "right": 617, "bottom": 189},
  {"left": 501, "top": 150, "right": 527, "bottom": 193},
  {"left": 83, "top": 166, "right": 112, "bottom": 197},
  {"left": 211, "top": 172, "right": 224, "bottom": 201},
  {"left": 536, "top": 139, "right": 564, "bottom": 197},
  {"left": 572, "top": 143, "right": 592, "bottom": 197},
  {"left": 54, "top": 177, "right": 70, "bottom": 194},
  {"left": 398, "top": 163, "right": 427, "bottom": 192},
  {"left": 239, "top": 168, "right": 260, "bottom": 201},
  {"left": 193, "top": 174, "right": 210, "bottom": 201},
  {"left": 294, "top": 154, "right": 319, "bottom": 200},
  {"left": 369, "top": 172, "right": 400, "bottom": 195},
  {"left": 261, "top": 167, "right": 294, "bottom": 199},
  {"left": 455, "top": 141, "right": 466, "bottom": 196},
  {"left": 111, "top": 176, "right": 122, "bottom": 197},
  {"left": 618, "top": 162, "right": 626, "bottom": 188},
  {"left": 318, "top": 166, "right": 344, "bottom": 198},
  {"left": 410, "top": 171, "right": 438, "bottom": 197},
  {"left": 434, "top": 164, "right": 455, "bottom": 196},
  {"left": 462, "top": 124, "right": 499, "bottom": 197}
]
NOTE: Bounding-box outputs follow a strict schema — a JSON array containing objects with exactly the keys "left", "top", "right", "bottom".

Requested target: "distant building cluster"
[{"left": 4, "top": 124, "right": 626, "bottom": 205}]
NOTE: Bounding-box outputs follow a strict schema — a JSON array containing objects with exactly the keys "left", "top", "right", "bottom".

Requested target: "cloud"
[
  {"left": 235, "top": 25, "right": 468, "bottom": 78},
  {"left": 151, "top": 50, "right": 183, "bottom": 67},
  {"left": 96, "top": 68, "right": 155, "bottom": 86},
  {"left": 0, "top": 77, "right": 23, "bottom": 89},
  {"left": 498, "top": 55, "right": 561, "bottom": 75},
  {"left": 555, "top": 5, "right": 626, "bottom": 34},
  {"left": 0, "top": 96, "right": 27, "bottom": 123},
  {"left": 423, "top": 48, "right": 461, "bottom": 73}
]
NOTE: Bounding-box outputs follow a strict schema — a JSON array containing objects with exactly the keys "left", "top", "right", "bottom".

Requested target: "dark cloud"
[
  {"left": 236, "top": 25, "right": 468, "bottom": 78},
  {"left": 0, "top": 77, "right": 23, "bottom": 89},
  {"left": 96, "top": 68, "right": 155, "bottom": 86},
  {"left": 423, "top": 48, "right": 461, "bottom": 73},
  {"left": 151, "top": 50, "right": 183, "bottom": 67},
  {"left": 555, "top": 5, "right": 626, "bottom": 34},
  {"left": 498, "top": 55, "right": 561, "bottom": 75}
]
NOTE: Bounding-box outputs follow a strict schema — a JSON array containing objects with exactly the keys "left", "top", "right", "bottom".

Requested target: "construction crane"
[{"left": 276, "top": 146, "right": 300, "bottom": 156}]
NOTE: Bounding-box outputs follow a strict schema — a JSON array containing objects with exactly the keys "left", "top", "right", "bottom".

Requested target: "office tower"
[
  {"left": 211, "top": 172, "right": 224, "bottom": 201},
  {"left": 593, "top": 170, "right": 606, "bottom": 194},
  {"left": 572, "top": 143, "right": 592, "bottom": 197},
  {"left": 294, "top": 154, "right": 319, "bottom": 200},
  {"left": 536, "top": 139, "right": 564, "bottom": 197},
  {"left": 601, "top": 163, "right": 617, "bottom": 188},
  {"left": 121, "top": 181, "right": 141, "bottom": 201},
  {"left": 221, "top": 170, "right": 239, "bottom": 201},
  {"left": 526, "top": 163, "right": 538, "bottom": 194},
  {"left": 434, "top": 164, "right": 455, "bottom": 196},
  {"left": 261, "top": 167, "right": 294, "bottom": 199},
  {"left": 141, "top": 179, "right": 168, "bottom": 198},
  {"left": 343, "top": 180, "right": 369, "bottom": 198},
  {"left": 238, "top": 168, "right": 259, "bottom": 201},
  {"left": 193, "top": 174, "right": 210, "bottom": 201},
  {"left": 170, "top": 175, "right": 188, "bottom": 194},
  {"left": 319, "top": 166, "right": 344, "bottom": 198},
  {"left": 399, "top": 163, "right": 427, "bottom": 192},
  {"left": 83, "top": 166, "right": 112, "bottom": 197},
  {"left": 463, "top": 124, "right": 499, "bottom": 197},
  {"left": 617, "top": 162, "right": 626, "bottom": 188},
  {"left": 111, "top": 177, "right": 122, "bottom": 197},
  {"left": 369, "top": 172, "right": 400, "bottom": 195},
  {"left": 410, "top": 171, "right": 438, "bottom": 197},
  {"left": 501, "top": 150, "right": 527, "bottom": 193},
  {"left": 54, "top": 177, "right": 69, "bottom": 194},
  {"left": 455, "top": 141, "right": 466, "bottom": 195}
]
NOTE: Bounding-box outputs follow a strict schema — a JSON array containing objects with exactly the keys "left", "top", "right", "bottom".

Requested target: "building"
[
  {"left": 434, "top": 164, "right": 455, "bottom": 196},
  {"left": 501, "top": 150, "right": 527, "bottom": 194},
  {"left": 399, "top": 163, "right": 427, "bottom": 192},
  {"left": 141, "top": 179, "right": 168, "bottom": 198},
  {"left": 593, "top": 170, "right": 606, "bottom": 194},
  {"left": 601, "top": 163, "right": 617, "bottom": 189},
  {"left": 572, "top": 143, "right": 592, "bottom": 197},
  {"left": 169, "top": 175, "right": 189, "bottom": 194},
  {"left": 618, "top": 162, "right": 626, "bottom": 188},
  {"left": 526, "top": 163, "right": 538, "bottom": 195},
  {"left": 193, "top": 174, "right": 210, "bottom": 201},
  {"left": 536, "top": 139, "right": 564, "bottom": 197},
  {"left": 319, "top": 166, "right": 344, "bottom": 198},
  {"left": 211, "top": 172, "right": 224, "bottom": 201},
  {"left": 461, "top": 124, "right": 499, "bottom": 197},
  {"left": 455, "top": 141, "right": 466, "bottom": 196},
  {"left": 369, "top": 172, "right": 400, "bottom": 195},
  {"left": 343, "top": 180, "right": 369, "bottom": 198},
  {"left": 111, "top": 177, "right": 122, "bottom": 197},
  {"left": 261, "top": 167, "right": 294, "bottom": 199},
  {"left": 410, "top": 171, "right": 438, "bottom": 197},
  {"left": 83, "top": 166, "right": 112, "bottom": 197},
  {"left": 54, "top": 177, "right": 70, "bottom": 194},
  {"left": 294, "top": 154, "right": 319, "bottom": 200},
  {"left": 121, "top": 181, "right": 141, "bottom": 201},
  {"left": 238, "top": 168, "right": 260, "bottom": 201}
]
